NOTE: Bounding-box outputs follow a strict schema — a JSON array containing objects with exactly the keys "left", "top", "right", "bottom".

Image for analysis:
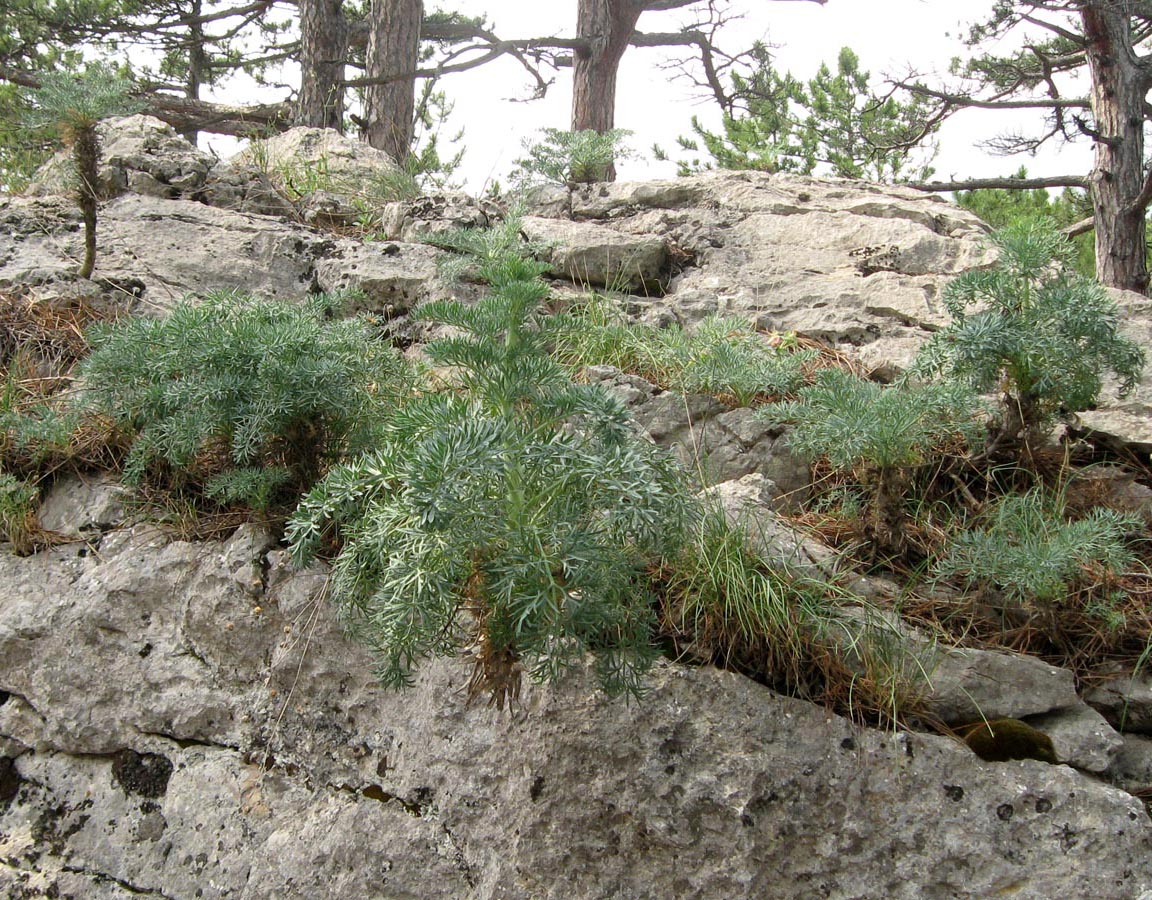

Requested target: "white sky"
[
  {"left": 435, "top": 0, "right": 1094, "bottom": 191},
  {"left": 202, "top": 0, "right": 1095, "bottom": 192}
]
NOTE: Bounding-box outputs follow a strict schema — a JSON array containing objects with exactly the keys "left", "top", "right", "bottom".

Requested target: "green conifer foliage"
[
  {"left": 75, "top": 291, "right": 413, "bottom": 508},
  {"left": 915, "top": 223, "right": 1145, "bottom": 450},
  {"left": 288, "top": 220, "right": 695, "bottom": 703},
  {"left": 664, "top": 45, "right": 937, "bottom": 182},
  {"left": 511, "top": 128, "right": 634, "bottom": 187},
  {"left": 23, "top": 64, "right": 141, "bottom": 278}
]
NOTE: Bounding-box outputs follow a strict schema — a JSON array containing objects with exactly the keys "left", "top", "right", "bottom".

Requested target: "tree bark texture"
[
  {"left": 363, "top": 0, "right": 422, "bottom": 165},
  {"left": 1081, "top": 5, "right": 1149, "bottom": 293},
  {"left": 180, "top": 0, "right": 207, "bottom": 142},
  {"left": 298, "top": 0, "right": 347, "bottom": 130},
  {"left": 73, "top": 124, "right": 100, "bottom": 280},
  {"left": 571, "top": 0, "right": 643, "bottom": 180}
]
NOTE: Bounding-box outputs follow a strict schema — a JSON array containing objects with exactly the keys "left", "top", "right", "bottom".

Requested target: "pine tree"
[{"left": 22, "top": 65, "right": 140, "bottom": 278}]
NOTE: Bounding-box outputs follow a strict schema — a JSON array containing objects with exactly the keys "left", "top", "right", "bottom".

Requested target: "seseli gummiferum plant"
[
  {"left": 23, "top": 65, "right": 142, "bottom": 279},
  {"left": 934, "top": 486, "right": 1139, "bottom": 610},
  {"left": 764, "top": 369, "right": 984, "bottom": 556},
  {"left": 914, "top": 223, "right": 1144, "bottom": 451},
  {"left": 74, "top": 290, "right": 415, "bottom": 509},
  {"left": 550, "top": 295, "right": 816, "bottom": 406},
  {"left": 288, "top": 218, "right": 695, "bottom": 704}
]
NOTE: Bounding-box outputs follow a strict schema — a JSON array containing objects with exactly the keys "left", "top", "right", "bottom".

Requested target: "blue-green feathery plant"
[
  {"left": 288, "top": 217, "right": 695, "bottom": 704},
  {"left": 935, "top": 486, "right": 1139, "bottom": 611},
  {"left": 75, "top": 290, "right": 414, "bottom": 509},
  {"left": 764, "top": 368, "right": 984, "bottom": 555},
  {"left": 915, "top": 223, "right": 1144, "bottom": 450}
]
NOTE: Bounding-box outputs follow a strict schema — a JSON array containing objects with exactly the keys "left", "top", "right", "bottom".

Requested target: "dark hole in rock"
[
  {"left": 0, "top": 757, "right": 22, "bottom": 806},
  {"left": 362, "top": 784, "right": 388, "bottom": 803},
  {"left": 112, "top": 750, "right": 174, "bottom": 799}
]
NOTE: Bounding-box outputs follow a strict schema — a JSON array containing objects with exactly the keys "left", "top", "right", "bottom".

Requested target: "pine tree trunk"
[
  {"left": 571, "top": 0, "right": 642, "bottom": 180},
  {"left": 298, "top": 0, "right": 347, "bottom": 130},
  {"left": 181, "top": 0, "right": 207, "bottom": 143},
  {"left": 1081, "top": 4, "right": 1149, "bottom": 293},
  {"left": 74, "top": 124, "right": 100, "bottom": 280},
  {"left": 363, "top": 0, "right": 422, "bottom": 165}
]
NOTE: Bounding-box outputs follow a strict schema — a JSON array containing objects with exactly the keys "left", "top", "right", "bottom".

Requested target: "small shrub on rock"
[
  {"left": 935, "top": 487, "right": 1139, "bottom": 608},
  {"left": 74, "top": 290, "right": 414, "bottom": 508},
  {"left": 764, "top": 369, "right": 984, "bottom": 556},
  {"left": 915, "top": 222, "right": 1145, "bottom": 451},
  {"left": 289, "top": 225, "right": 695, "bottom": 703},
  {"left": 0, "top": 471, "right": 39, "bottom": 554}
]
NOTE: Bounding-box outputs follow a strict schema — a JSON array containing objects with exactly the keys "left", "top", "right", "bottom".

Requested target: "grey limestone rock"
[
  {"left": 1105, "top": 733, "right": 1152, "bottom": 794},
  {"left": 0, "top": 520, "right": 1150, "bottom": 898},
  {"left": 27, "top": 115, "right": 215, "bottom": 202},
  {"left": 236, "top": 125, "right": 404, "bottom": 186},
  {"left": 36, "top": 474, "right": 130, "bottom": 537},
  {"left": 1028, "top": 703, "right": 1126, "bottom": 772},
  {"left": 626, "top": 385, "right": 810, "bottom": 496},
  {"left": 924, "top": 646, "right": 1080, "bottom": 725},
  {"left": 521, "top": 215, "right": 668, "bottom": 291},
  {"left": 0, "top": 194, "right": 327, "bottom": 307},
  {"left": 1085, "top": 668, "right": 1152, "bottom": 735},
  {"left": 313, "top": 238, "right": 449, "bottom": 317},
  {"left": 702, "top": 474, "right": 838, "bottom": 578}
]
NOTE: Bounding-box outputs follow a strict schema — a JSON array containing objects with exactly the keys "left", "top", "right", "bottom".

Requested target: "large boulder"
[
  {"left": 235, "top": 126, "right": 404, "bottom": 193},
  {"left": 27, "top": 115, "right": 215, "bottom": 201},
  {"left": 0, "top": 193, "right": 454, "bottom": 312},
  {"left": 1, "top": 525, "right": 1151, "bottom": 899}
]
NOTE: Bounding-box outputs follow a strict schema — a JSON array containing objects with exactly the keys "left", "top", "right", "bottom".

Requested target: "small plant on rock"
[
  {"left": 511, "top": 128, "right": 634, "bottom": 187},
  {"left": 764, "top": 369, "right": 983, "bottom": 557},
  {"left": 0, "top": 471, "right": 39, "bottom": 555},
  {"left": 934, "top": 487, "right": 1139, "bottom": 611},
  {"left": 288, "top": 224, "right": 695, "bottom": 703},
  {"left": 915, "top": 223, "right": 1145, "bottom": 452},
  {"left": 73, "top": 290, "right": 414, "bottom": 509},
  {"left": 23, "top": 65, "right": 141, "bottom": 279},
  {"left": 550, "top": 295, "right": 815, "bottom": 405}
]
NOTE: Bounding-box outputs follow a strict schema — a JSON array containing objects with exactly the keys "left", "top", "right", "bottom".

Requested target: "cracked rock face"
[
  {"left": 5, "top": 122, "right": 1152, "bottom": 897},
  {"left": 2, "top": 527, "right": 1152, "bottom": 899}
]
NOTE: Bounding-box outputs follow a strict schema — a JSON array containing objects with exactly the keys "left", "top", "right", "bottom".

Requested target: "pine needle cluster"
[
  {"left": 288, "top": 219, "right": 695, "bottom": 703},
  {"left": 511, "top": 128, "right": 634, "bottom": 187}
]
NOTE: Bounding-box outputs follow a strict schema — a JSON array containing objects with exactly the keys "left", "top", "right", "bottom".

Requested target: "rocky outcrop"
[
  {"left": 0, "top": 193, "right": 455, "bottom": 314},
  {"left": 1, "top": 525, "right": 1150, "bottom": 900},
  {"left": 6, "top": 120, "right": 1152, "bottom": 898}
]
